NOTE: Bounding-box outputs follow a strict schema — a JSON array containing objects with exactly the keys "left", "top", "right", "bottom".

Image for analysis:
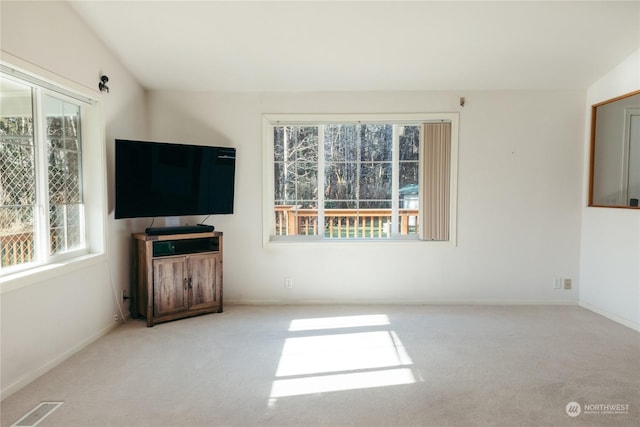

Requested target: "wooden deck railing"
[
  {"left": 1, "top": 232, "right": 34, "bottom": 267},
  {"left": 274, "top": 206, "right": 419, "bottom": 238}
]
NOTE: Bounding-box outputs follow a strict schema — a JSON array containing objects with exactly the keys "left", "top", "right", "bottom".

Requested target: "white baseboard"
[
  {"left": 579, "top": 301, "right": 640, "bottom": 332},
  {"left": 0, "top": 320, "right": 120, "bottom": 401},
  {"left": 225, "top": 298, "right": 578, "bottom": 306}
]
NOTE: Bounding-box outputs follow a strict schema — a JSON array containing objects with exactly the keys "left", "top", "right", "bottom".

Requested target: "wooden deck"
[
  {"left": 274, "top": 206, "right": 418, "bottom": 238},
  {"left": 1, "top": 231, "right": 34, "bottom": 267}
]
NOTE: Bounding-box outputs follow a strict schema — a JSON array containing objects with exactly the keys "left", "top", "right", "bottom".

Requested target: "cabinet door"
[
  {"left": 153, "top": 257, "right": 188, "bottom": 317},
  {"left": 188, "top": 253, "right": 221, "bottom": 311}
]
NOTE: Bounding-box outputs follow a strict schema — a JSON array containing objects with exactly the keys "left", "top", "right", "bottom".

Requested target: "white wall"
[
  {"left": 147, "top": 89, "right": 585, "bottom": 305},
  {"left": 0, "top": 1, "right": 148, "bottom": 398},
  {"left": 580, "top": 50, "right": 640, "bottom": 330}
]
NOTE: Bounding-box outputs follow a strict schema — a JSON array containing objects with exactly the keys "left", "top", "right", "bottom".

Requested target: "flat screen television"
[{"left": 114, "top": 139, "right": 236, "bottom": 219}]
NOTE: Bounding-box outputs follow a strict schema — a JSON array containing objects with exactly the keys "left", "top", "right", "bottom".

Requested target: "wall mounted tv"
[{"left": 114, "top": 139, "right": 236, "bottom": 219}]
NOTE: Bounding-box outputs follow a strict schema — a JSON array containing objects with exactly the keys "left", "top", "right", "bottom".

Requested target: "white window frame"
[
  {"left": 0, "top": 53, "right": 107, "bottom": 289},
  {"left": 262, "top": 113, "right": 458, "bottom": 246}
]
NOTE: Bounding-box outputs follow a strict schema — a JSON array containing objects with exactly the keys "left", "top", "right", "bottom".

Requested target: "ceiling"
[{"left": 69, "top": 1, "right": 640, "bottom": 92}]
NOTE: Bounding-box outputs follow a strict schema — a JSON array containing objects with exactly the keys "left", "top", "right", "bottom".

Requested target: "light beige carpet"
[{"left": 2, "top": 305, "right": 639, "bottom": 426}]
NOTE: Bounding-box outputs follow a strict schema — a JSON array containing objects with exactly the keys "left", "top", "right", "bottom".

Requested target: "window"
[
  {"left": 264, "top": 114, "right": 458, "bottom": 243},
  {"left": 1, "top": 68, "right": 98, "bottom": 276}
]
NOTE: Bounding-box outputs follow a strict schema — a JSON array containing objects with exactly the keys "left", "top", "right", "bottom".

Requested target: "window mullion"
[
  {"left": 356, "top": 124, "right": 361, "bottom": 213},
  {"left": 391, "top": 125, "right": 400, "bottom": 237},
  {"left": 418, "top": 125, "right": 425, "bottom": 240},
  {"left": 33, "top": 87, "right": 50, "bottom": 261},
  {"left": 317, "top": 126, "right": 325, "bottom": 238}
]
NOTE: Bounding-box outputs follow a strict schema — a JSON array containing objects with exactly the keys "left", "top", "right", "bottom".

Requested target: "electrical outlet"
[
  {"left": 284, "top": 277, "right": 294, "bottom": 289},
  {"left": 563, "top": 278, "right": 572, "bottom": 290}
]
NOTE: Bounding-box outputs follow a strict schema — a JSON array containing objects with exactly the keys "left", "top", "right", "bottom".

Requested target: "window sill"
[
  {"left": 265, "top": 237, "right": 456, "bottom": 248},
  {"left": 0, "top": 252, "right": 106, "bottom": 294}
]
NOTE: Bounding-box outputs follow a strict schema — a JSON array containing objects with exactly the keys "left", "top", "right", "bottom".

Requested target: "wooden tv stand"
[{"left": 131, "top": 231, "right": 223, "bottom": 327}]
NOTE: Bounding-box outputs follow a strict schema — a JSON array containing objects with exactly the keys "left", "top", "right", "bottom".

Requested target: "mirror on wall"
[{"left": 589, "top": 90, "right": 640, "bottom": 208}]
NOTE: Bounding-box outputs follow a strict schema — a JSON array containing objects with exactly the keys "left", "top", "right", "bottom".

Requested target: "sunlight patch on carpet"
[
  {"left": 271, "top": 368, "right": 415, "bottom": 397},
  {"left": 272, "top": 314, "right": 415, "bottom": 398},
  {"left": 288, "top": 314, "right": 390, "bottom": 331},
  {"left": 276, "top": 330, "right": 412, "bottom": 377}
]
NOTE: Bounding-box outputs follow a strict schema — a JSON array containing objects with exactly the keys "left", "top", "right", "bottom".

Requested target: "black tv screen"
[{"left": 115, "top": 139, "right": 236, "bottom": 219}]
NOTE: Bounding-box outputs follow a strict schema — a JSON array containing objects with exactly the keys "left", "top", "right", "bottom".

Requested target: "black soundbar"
[{"left": 145, "top": 224, "right": 215, "bottom": 235}]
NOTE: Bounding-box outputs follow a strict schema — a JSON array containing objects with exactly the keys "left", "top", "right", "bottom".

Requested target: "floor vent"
[{"left": 12, "top": 402, "right": 63, "bottom": 427}]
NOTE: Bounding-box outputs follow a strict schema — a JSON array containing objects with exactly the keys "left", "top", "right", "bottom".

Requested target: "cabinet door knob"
[{"left": 184, "top": 277, "right": 188, "bottom": 290}]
